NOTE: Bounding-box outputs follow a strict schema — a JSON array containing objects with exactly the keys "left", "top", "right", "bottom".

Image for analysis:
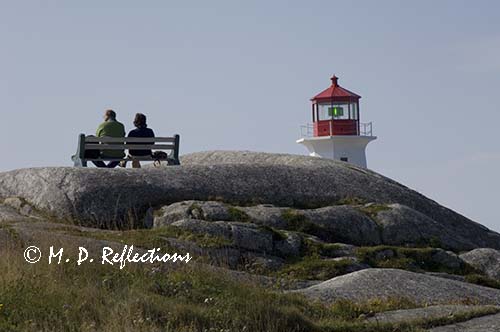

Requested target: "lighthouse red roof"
[{"left": 311, "top": 75, "right": 361, "bottom": 102}]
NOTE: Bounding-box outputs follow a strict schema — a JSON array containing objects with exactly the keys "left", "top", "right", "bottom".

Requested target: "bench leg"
[
  {"left": 73, "top": 134, "right": 88, "bottom": 167},
  {"left": 73, "top": 158, "right": 87, "bottom": 167}
]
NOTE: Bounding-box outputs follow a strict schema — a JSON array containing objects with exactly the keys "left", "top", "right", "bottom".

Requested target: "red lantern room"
[{"left": 311, "top": 75, "right": 361, "bottom": 136}]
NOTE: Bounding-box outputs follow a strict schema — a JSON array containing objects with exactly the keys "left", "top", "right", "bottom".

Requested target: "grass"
[
  {"left": 301, "top": 240, "right": 342, "bottom": 258},
  {"left": 465, "top": 274, "right": 500, "bottom": 290},
  {"left": 0, "top": 225, "right": 22, "bottom": 247},
  {"left": 59, "top": 225, "right": 233, "bottom": 250},
  {"left": 277, "top": 258, "right": 357, "bottom": 281},
  {"left": 329, "top": 298, "right": 417, "bottom": 320},
  {"left": 2, "top": 237, "right": 497, "bottom": 332}
]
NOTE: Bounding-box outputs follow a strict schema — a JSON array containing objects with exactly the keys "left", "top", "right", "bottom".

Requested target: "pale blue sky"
[{"left": 1, "top": 1, "right": 499, "bottom": 231}]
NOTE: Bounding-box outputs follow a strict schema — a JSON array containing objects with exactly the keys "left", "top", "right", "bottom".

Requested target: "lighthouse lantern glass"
[{"left": 318, "top": 102, "right": 356, "bottom": 121}]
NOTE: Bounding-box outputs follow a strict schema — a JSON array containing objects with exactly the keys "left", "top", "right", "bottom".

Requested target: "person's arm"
[
  {"left": 120, "top": 123, "right": 126, "bottom": 137},
  {"left": 96, "top": 123, "right": 104, "bottom": 137}
]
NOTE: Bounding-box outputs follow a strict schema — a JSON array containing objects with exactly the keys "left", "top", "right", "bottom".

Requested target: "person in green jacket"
[{"left": 92, "top": 109, "right": 126, "bottom": 168}]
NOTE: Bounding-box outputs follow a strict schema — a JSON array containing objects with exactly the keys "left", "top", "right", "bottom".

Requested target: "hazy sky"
[{"left": 1, "top": 1, "right": 499, "bottom": 231}]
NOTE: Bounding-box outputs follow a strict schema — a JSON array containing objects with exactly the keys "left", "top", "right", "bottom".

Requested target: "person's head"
[
  {"left": 133, "top": 113, "right": 147, "bottom": 128},
  {"left": 104, "top": 109, "right": 117, "bottom": 121}
]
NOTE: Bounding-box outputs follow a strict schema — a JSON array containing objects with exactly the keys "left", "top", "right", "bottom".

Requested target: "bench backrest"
[{"left": 74, "top": 133, "right": 180, "bottom": 166}]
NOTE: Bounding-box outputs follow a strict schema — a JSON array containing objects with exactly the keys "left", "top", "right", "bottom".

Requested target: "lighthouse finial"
[{"left": 331, "top": 75, "right": 339, "bottom": 86}]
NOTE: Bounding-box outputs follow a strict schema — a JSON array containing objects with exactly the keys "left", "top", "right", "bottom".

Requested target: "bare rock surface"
[
  {"left": 428, "top": 312, "right": 500, "bottom": 332},
  {"left": 365, "top": 305, "right": 498, "bottom": 325},
  {"left": 295, "top": 268, "right": 500, "bottom": 305},
  {"left": 376, "top": 204, "right": 479, "bottom": 250},
  {"left": 154, "top": 199, "right": 497, "bottom": 251},
  {"left": 170, "top": 218, "right": 305, "bottom": 258},
  {"left": 0, "top": 204, "right": 31, "bottom": 223},
  {"left": 0, "top": 151, "right": 499, "bottom": 250},
  {"left": 154, "top": 200, "right": 381, "bottom": 246},
  {"left": 460, "top": 249, "right": 500, "bottom": 280}
]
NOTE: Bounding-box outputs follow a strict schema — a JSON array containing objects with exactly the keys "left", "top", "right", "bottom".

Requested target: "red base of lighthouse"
[{"left": 314, "top": 119, "right": 358, "bottom": 136}]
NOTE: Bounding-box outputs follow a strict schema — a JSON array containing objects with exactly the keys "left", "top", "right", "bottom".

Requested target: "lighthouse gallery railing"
[{"left": 300, "top": 122, "right": 373, "bottom": 137}]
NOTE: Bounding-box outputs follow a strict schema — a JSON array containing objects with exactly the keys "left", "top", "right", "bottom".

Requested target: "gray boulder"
[
  {"left": 155, "top": 200, "right": 381, "bottom": 246},
  {"left": 428, "top": 312, "right": 500, "bottom": 332},
  {"left": 274, "top": 231, "right": 302, "bottom": 257},
  {"left": 0, "top": 151, "right": 499, "bottom": 251},
  {"left": 376, "top": 204, "right": 479, "bottom": 250},
  {"left": 300, "top": 205, "right": 381, "bottom": 245},
  {"left": 239, "top": 204, "right": 380, "bottom": 246},
  {"left": 0, "top": 204, "right": 32, "bottom": 223},
  {"left": 295, "top": 268, "right": 500, "bottom": 305},
  {"left": 241, "top": 204, "right": 289, "bottom": 228},
  {"left": 460, "top": 248, "right": 500, "bottom": 280},
  {"left": 366, "top": 305, "right": 498, "bottom": 325},
  {"left": 154, "top": 201, "right": 233, "bottom": 226},
  {"left": 431, "top": 249, "right": 463, "bottom": 270},
  {"left": 170, "top": 219, "right": 274, "bottom": 253}
]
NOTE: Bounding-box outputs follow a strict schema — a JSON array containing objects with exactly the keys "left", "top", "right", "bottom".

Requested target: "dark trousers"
[{"left": 92, "top": 161, "right": 120, "bottom": 168}]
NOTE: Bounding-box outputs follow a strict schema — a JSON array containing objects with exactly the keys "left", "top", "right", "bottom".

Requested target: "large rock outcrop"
[
  {"left": 0, "top": 151, "right": 498, "bottom": 250},
  {"left": 460, "top": 248, "right": 500, "bottom": 280},
  {"left": 154, "top": 200, "right": 381, "bottom": 246},
  {"left": 295, "top": 268, "right": 500, "bottom": 305},
  {"left": 153, "top": 200, "right": 497, "bottom": 251}
]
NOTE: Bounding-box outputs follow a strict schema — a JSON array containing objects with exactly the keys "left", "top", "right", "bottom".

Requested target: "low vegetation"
[
  {"left": 465, "top": 274, "right": 500, "bottom": 290},
  {"left": 335, "top": 196, "right": 367, "bottom": 206},
  {"left": 278, "top": 258, "right": 356, "bottom": 281},
  {"left": 1, "top": 238, "right": 497, "bottom": 332},
  {"left": 60, "top": 225, "right": 233, "bottom": 250}
]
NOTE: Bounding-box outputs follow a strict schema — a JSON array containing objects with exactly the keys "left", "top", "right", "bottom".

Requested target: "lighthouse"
[{"left": 296, "top": 75, "right": 376, "bottom": 168}]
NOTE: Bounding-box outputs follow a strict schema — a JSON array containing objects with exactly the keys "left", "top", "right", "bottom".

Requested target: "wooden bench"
[{"left": 71, "top": 133, "right": 180, "bottom": 167}]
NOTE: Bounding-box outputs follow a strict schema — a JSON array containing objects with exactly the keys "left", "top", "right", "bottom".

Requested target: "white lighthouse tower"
[{"left": 296, "top": 75, "right": 376, "bottom": 168}]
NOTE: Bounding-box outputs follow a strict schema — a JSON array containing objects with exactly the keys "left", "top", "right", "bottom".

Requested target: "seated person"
[
  {"left": 126, "top": 113, "right": 155, "bottom": 168},
  {"left": 92, "top": 109, "right": 126, "bottom": 168}
]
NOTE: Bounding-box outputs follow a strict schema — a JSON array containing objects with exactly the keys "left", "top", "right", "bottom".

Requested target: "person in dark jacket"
[{"left": 126, "top": 113, "right": 155, "bottom": 168}]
